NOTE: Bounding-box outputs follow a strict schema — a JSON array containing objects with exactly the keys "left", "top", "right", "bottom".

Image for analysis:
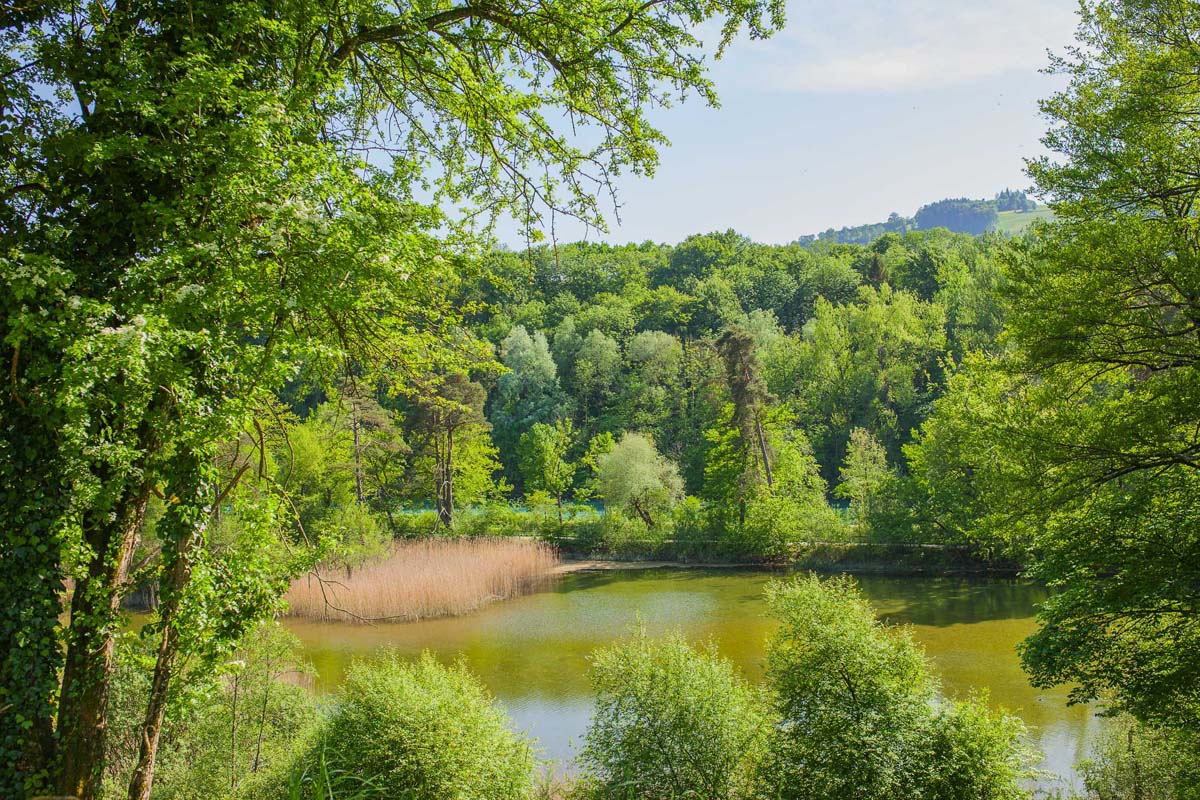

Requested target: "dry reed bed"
[{"left": 284, "top": 538, "right": 560, "bottom": 623}]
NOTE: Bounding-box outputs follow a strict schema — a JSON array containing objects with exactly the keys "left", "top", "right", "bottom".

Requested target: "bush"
[
  {"left": 580, "top": 630, "right": 768, "bottom": 800},
  {"left": 303, "top": 652, "right": 535, "bottom": 800},
  {"left": 671, "top": 495, "right": 721, "bottom": 560},
  {"left": 597, "top": 512, "right": 670, "bottom": 558},
  {"left": 319, "top": 503, "right": 390, "bottom": 570},
  {"left": 104, "top": 623, "right": 320, "bottom": 800},
  {"left": 763, "top": 575, "right": 1035, "bottom": 800},
  {"left": 925, "top": 694, "right": 1038, "bottom": 800},
  {"left": 1078, "top": 716, "right": 1200, "bottom": 800},
  {"left": 736, "top": 491, "right": 845, "bottom": 559},
  {"left": 390, "top": 509, "right": 441, "bottom": 538}
]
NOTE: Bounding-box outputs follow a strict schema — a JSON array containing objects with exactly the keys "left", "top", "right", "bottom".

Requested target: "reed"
[{"left": 284, "top": 538, "right": 560, "bottom": 623}]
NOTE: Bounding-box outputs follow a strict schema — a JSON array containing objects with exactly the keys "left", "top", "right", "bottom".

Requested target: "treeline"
[
  {"left": 269, "top": 227, "right": 1014, "bottom": 560},
  {"left": 798, "top": 189, "right": 1038, "bottom": 245}
]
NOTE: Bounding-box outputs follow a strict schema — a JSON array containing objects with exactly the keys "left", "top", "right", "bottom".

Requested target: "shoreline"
[
  {"left": 553, "top": 553, "right": 1024, "bottom": 579},
  {"left": 553, "top": 559, "right": 759, "bottom": 574}
]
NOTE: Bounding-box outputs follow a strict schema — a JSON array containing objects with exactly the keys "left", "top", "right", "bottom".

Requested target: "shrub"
[
  {"left": 390, "top": 509, "right": 441, "bottom": 538},
  {"left": 319, "top": 503, "right": 390, "bottom": 570},
  {"left": 1078, "top": 716, "right": 1200, "bottom": 800},
  {"left": 924, "top": 693, "right": 1038, "bottom": 800},
  {"left": 736, "top": 491, "right": 844, "bottom": 559},
  {"left": 763, "top": 575, "right": 1036, "bottom": 800},
  {"left": 580, "top": 630, "right": 768, "bottom": 800},
  {"left": 310, "top": 652, "right": 535, "bottom": 800},
  {"left": 104, "top": 623, "right": 320, "bottom": 800},
  {"left": 671, "top": 495, "right": 721, "bottom": 560},
  {"left": 597, "top": 512, "right": 670, "bottom": 558}
]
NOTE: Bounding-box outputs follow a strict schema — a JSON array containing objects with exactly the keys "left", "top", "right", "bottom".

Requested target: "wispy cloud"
[{"left": 741, "top": 0, "right": 1078, "bottom": 93}]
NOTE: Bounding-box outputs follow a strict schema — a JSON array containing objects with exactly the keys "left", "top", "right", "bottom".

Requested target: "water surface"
[{"left": 286, "top": 569, "right": 1099, "bottom": 789}]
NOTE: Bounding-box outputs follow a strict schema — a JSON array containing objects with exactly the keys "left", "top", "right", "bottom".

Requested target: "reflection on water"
[{"left": 286, "top": 569, "right": 1100, "bottom": 789}]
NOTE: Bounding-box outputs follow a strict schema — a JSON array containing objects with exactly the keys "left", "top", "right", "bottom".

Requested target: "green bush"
[
  {"left": 925, "top": 693, "right": 1039, "bottom": 800},
  {"left": 304, "top": 652, "right": 535, "bottom": 800},
  {"left": 670, "top": 496, "right": 722, "bottom": 560},
  {"left": 390, "top": 510, "right": 441, "bottom": 538},
  {"left": 595, "top": 512, "right": 670, "bottom": 558},
  {"left": 1078, "top": 716, "right": 1200, "bottom": 800},
  {"left": 103, "top": 623, "right": 320, "bottom": 800},
  {"left": 319, "top": 503, "right": 390, "bottom": 570},
  {"left": 580, "top": 630, "right": 768, "bottom": 800},
  {"left": 763, "top": 575, "right": 1036, "bottom": 800}
]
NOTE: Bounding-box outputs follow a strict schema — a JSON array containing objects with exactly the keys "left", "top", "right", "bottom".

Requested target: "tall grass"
[{"left": 284, "top": 538, "right": 560, "bottom": 623}]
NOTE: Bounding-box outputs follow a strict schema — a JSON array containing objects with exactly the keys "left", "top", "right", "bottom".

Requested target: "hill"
[
  {"left": 797, "top": 190, "right": 1051, "bottom": 246},
  {"left": 994, "top": 206, "right": 1055, "bottom": 234}
]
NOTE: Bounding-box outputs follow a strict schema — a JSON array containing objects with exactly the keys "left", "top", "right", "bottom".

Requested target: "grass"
[
  {"left": 994, "top": 206, "right": 1055, "bottom": 235},
  {"left": 284, "top": 538, "right": 560, "bottom": 623}
]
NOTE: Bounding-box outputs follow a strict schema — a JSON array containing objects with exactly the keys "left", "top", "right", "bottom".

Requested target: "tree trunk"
[
  {"left": 126, "top": 522, "right": 203, "bottom": 800},
  {"left": 56, "top": 485, "right": 151, "bottom": 800},
  {"left": 754, "top": 410, "right": 773, "bottom": 489},
  {"left": 438, "top": 428, "right": 455, "bottom": 528},
  {"left": 632, "top": 499, "right": 654, "bottom": 528},
  {"left": 351, "top": 399, "right": 364, "bottom": 504}
]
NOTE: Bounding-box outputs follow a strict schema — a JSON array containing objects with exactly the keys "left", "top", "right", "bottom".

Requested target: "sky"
[{"left": 498, "top": 0, "right": 1080, "bottom": 247}]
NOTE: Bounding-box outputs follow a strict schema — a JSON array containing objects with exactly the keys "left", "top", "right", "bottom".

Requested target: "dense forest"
[
  {"left": 2, "top": 1, "right": 1198, "bottom": 800},
  {"left": 281, "top": 226, "right": 1013, "bottom": 561}
]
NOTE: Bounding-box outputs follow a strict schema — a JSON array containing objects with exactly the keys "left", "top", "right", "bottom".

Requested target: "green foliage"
[
  {"left": 836, "top": 427, "right": 893, "bottom": 528},
  {"left": 105, "top": 623, "right": 319, "bottom": 800},
  {"left": 595, "top": 434, "right": 684, "bottom": 529},
  {"left": 793, "top": 284, "right": 947, "bottom": 479},
  {"left": 914, "top": 198, "right": 999, "bottom": 236},
  {"left": 763, "top": 575, "right": 1036, "bottom": 800},
  {"left": 1077, "top": 717, "right": 1200, "bottom": 800},
  {"left": 276, "top": 401, "right": 395, "bottom": 567},
  {"left": 895, "top": 0, "right": 1200, "bottom": 740},
  {"left": 518, "top": 419, "right": 578, "bottom": 518},
  {"left": 491, "top": 327, "right": 569, "bottom": 483},
  {"left": 2, "top": 0, "right": 789, "bottom": 789},
  {"left": 306, "top": 653, "right": 535, "bottom": 800},
  {"left": 580, "top": 630, "right": 769, "bottom": 800},
  {"left": 738, "top": 431, "right": 842, "bottom": 558}
]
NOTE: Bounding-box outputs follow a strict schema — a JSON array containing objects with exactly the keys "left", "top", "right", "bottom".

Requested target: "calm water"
[{"left": 286, "top": 569, "right": 1101, "bottom": 790}]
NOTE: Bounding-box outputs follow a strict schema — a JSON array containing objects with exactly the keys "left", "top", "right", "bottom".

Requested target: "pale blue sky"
[{"left": 502, "top": 0, "right": 1079, "bottom": 246}]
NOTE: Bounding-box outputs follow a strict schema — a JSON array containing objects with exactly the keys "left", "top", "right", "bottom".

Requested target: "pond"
[{"left": 285, "top": 568, "right": 1101, "bottom": 790}]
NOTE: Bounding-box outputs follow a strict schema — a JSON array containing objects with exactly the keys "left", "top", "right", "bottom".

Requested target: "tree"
[
  {"left": 793, "top": 285, "right": 946, "bottom": 479},
  {"left": 411, "top": 374, "right": 491, "bottom": 528},
  {"left": 836, "top": 428, "right": 892, "bottom": 526},
  {"left": 518, "top": 418, "right": 577, "bottom": 523},
  {"left": 958, "top": 0, "right": 1200, "bottom": 734},
  {"left": 620, "top": 330, "right": 685, "bottom": 444},
  {"left": 595, "top": 434, "right": 684, "bottom": 528},
  {"left": 739, "top": 430, "right": 840, "bottom": 557},
  {"left": 914, "top": 198, "right": 999, "bottom": 235},
  {"left": 0, "top": 2, "right": 786, "bottom": 797},
  {"left": 573, "top": 329, "right": 623, "bottom": 423},
  {"left": 717, "top": 326, "right": 775, "bottom": 519},
  {"left": 490, "top": 326, "right": 568, "bottom": 486}
]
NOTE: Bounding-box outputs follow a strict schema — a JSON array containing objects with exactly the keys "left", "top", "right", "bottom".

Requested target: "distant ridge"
[{"left": 796, "top": 189, "right": 1051, "bottom": 246}]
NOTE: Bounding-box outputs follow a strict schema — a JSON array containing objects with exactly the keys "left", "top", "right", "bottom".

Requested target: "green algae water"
[{"left": 285, "top": 569, "right": 1100, "bottom": 790}]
